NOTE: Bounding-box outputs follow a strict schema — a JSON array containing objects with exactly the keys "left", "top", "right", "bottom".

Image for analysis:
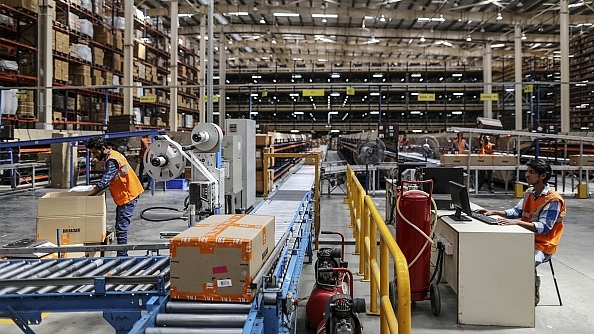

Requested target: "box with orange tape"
[{"left": 170, "top": 214, "right": 275, "bottom": 303}]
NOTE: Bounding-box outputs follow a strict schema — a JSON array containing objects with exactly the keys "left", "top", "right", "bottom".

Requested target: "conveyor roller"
[{"left": 155, "top": 313, "right": 248, "bottom": 327}]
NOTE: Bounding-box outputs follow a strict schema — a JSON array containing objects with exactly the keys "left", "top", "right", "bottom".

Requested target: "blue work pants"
[{"left": 115, "top": 197, "right": 138, "bottom": 256}]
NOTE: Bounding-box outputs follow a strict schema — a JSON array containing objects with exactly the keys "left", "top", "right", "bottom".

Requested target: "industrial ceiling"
[{"left": 142, "top": 0, "right": 594, "bottom": 68}]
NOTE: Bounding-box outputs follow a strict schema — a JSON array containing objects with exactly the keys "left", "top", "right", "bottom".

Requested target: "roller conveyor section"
[{"left": 0, "top": 256, "right": 170, "bottom": 333}]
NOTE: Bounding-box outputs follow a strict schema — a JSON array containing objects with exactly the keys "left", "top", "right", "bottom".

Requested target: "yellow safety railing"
[{"left": 345, "top": 165, "right": 411, "bottom": 334}]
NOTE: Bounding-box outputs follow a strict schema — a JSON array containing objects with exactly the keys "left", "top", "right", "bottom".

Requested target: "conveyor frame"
[{"left": 0, "top": 256, "right": 170, "bottom": 334}]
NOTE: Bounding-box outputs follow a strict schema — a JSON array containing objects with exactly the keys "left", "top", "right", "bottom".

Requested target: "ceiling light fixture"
[
  {"left": 521, "top": 32, "right": 526, "bottom": 40},
  {"left": 260, "top": 16, "right": 265, "bottom": 24},
  {"left": 271, "top": 38, "right": 277, "bottom": 44},
  {"left": 517, "top": 1, "right": 523, "bottom": 7},
  {"left": 322, "top": 18, "right": 327, "bottom": 23},
  {"left": 466, "top": 35, "right": 472, "bottom": 42},
  {"left": 380, "top": 15, "right": 386, "bottom": 22},
  {"left": 496, "top": 12, "right": 502, "bottom": 21},
  {"left": 420, "top": 35, "right": 426, "bottom": 42}
]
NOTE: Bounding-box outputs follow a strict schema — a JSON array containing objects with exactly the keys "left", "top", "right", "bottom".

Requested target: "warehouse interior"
[{"left": 1, "top": 0, "right": 594, "bottom": 333}]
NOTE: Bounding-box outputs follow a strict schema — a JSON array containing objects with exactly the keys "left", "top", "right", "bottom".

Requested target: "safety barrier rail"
[{"left": 345, "top": 164, "right": 411, "bottom": 334}]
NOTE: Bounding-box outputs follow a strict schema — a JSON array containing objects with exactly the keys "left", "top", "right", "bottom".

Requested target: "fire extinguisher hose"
[{"left": 396, "top": 189, "right": 438, "bottom": 268}]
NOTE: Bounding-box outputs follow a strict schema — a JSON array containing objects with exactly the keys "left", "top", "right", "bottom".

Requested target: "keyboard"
[{"left": 470, "top": 212, "right": 499, "bottom": 225}]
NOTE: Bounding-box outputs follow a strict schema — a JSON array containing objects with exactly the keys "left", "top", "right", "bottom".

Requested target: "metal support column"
[
  {"left": 483, "top": 43, "right": 493, "bottom": 119},
  {"left": 560, "top": 0, "right": 570, "bottom": 133},
  {"left": 123, "top": 0, "right": 134, "bottom": 115},
  {"left": 219, "top": 34, "right": 226, "bottom": 130},
  {"left": 38, "top": 0, "right": 54, "bottom": 130},
  {"left": 199, "top": 8, "right": 206, "bottom": 123},
  {"left": 206, "top": 0, "right": 214, "bottom": 123},
  {"left": 169, "top": 0, "right": 179, "bottom": 131},
  {"left": 514, "top": 25, "right": 523, "bottom": 130}
]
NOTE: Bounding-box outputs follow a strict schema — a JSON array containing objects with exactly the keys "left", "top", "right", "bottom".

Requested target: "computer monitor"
[{"left": 449, "top": 181, "right": 472, "bottom": 221}]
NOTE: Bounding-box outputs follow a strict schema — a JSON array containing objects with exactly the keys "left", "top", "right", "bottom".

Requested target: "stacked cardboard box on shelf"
[
  {"left": 95, "top": 26, "right": 113, "bottom": 46},
  {"left": 53, "top": 30, "right": 69, "bottom": 54},
  {"left": 134, "top": 42, "right": 146, "bottom": 60},
  {"left": 4, "top": 0, "right": 39, "bottom": 13},
  {"left": 255, "top": 134, "right": 275, "bottom": 193},
  {"left": 92, "top": 69, "right": 104, "bottom": 85},
  {"left": 70, "top": 64, "right": 92, "bottom": 86},
  {"left": 16, "top": 90, "right": 34, "bottom": 118}
]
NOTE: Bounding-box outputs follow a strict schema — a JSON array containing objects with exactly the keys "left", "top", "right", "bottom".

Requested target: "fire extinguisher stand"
[{"left": 390, "top": 179, "right": 442, "bottom": 316}]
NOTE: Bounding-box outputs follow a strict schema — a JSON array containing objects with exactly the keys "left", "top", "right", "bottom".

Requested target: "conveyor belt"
[
  {"left": 253, "top": 165, "right": 316, "bottom": 243},
  {"left": 137, "top": 165, "right": 316, "bottom": 334}
]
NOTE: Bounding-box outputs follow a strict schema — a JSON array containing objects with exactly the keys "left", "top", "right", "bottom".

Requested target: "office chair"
[{"left": 543, "top": 256, "right": 563, "bottom": 306}]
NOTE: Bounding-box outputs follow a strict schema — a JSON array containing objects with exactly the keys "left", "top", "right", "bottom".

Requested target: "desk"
[
  {"left": 0, "top": 162, "right": 46, "bottom": 190},
  {"left": 434, "top": 209, "right": 535, "bottom": 327}
]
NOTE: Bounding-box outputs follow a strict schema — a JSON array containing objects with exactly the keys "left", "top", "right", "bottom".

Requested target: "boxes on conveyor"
[{"left": 170, "top": 214, "right": 275, "bottom": 303}]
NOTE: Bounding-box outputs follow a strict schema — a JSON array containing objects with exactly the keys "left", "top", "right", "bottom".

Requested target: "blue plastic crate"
[{"left": 165, "top": 178, "right": 189, "bottom": 190}]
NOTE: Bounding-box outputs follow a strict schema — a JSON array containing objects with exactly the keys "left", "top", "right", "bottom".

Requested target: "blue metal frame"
[
  {"left": 0, "top": 130, "right": 165, "bottom": 189},
  {"left": 243, "top": 191, "right": 315, "bottom": 334},
  {"left": 0, "top": 256, "right": 169, "bottom": 334}
]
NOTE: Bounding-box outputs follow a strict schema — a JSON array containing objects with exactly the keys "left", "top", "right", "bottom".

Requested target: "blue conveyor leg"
[{"left": 103, "top": 310, "right": 142, "bottom": 334}]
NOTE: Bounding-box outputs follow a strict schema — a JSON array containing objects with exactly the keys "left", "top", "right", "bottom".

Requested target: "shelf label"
[
  {"left": 480, "top": 93, "right": 499, "bottom": 101},
  {"left": 524, "top": 84, "right": 533, "bottom": 93},
  {"left": 418, "top": 93, "right": 435, "bottom": 101},
  {"left": 16, "top": 91, "right": 27, "bottom": 99},
  {"left": 140, "top": 95, "right": 156, "bottom": 103},
  {"left": 302, "top": 89, "right": 325, "bottom": 97},
  {"left": 346, "top": 87, "right": 355, "bottom": 95},
  {"left": 203, "top": 96, "right": 220, "bottom": 102}
]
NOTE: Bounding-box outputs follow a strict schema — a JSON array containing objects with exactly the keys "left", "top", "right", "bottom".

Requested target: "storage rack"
[{"left": 0, "top": 0, "right": 202, "bottom": 131}]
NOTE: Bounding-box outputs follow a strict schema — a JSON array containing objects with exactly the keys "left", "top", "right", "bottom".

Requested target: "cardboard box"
[
  {"left": 4, "top": 0, "right": 38, "bottom": 13},
  {"left": 569, "top": 154, "right": 594, "bottom": 166},
  {"left": 36, "top": 192, "right": 106, "bottom": 245},
  {"left": 440, "top": 154, "right": 469, "bottom": 167},
  {"left": 170, "top": 214, "right": 275, "bottom": 303}
]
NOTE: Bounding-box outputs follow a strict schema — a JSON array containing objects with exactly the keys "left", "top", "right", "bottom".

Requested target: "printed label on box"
[{"left": 217, "top": 279, "right": 232, "bottom": 288}]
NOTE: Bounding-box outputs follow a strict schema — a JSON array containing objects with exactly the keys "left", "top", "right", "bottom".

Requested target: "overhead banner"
[
  {"left": 346, "top": 87, "right": 355, "bottom": 95},
  {"left": 524, "top": 85, "right": 533, "bottom": 93},
  {"left": 480, "top": 93, "right": 499, "bottom": 101},
  {"left": 418, "top": 93, "right": 435, "bottom": 101},
  {"left": 302, "top": 89, "right": 325, "bottom": 97}
]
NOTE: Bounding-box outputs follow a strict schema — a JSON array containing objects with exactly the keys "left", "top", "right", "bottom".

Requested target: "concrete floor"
[{"left": 1, "top": 159, "right": 593, "bottom": 333}]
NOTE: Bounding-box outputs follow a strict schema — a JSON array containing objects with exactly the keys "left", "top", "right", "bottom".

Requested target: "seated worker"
[
  {"left": 478, "top": 135, "right": 495, "bottom": 193},
  {"left": 475, "top": 158, "right": 565, "bottom": 305}
]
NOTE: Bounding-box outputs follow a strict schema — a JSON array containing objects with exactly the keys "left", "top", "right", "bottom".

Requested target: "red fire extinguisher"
[{"left": 395, "top": 180, "right": 437, "bottom": 302}]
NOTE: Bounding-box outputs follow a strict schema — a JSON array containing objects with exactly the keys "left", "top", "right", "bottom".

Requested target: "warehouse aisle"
[{"left": 1, "top": 160, "right": 594, "bottom": 333}]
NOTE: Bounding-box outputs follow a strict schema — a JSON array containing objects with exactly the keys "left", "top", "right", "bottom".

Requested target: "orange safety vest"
[
  {"left": 521, "top": 189, "right": 565, "bottom": 254},
  {"left": 106, "top": 150, "right": 143, "bottom": 206},
  {"left": 481, "top": 142, "right": 495, "bottom": 155},
  {"left": 140, "top": 137, "right": 151, "bottom": 159},
  {"left": 454, "top": 139, "right": 467, "bottom": 154}
]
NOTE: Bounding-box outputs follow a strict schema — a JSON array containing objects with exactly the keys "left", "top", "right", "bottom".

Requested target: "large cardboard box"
[
  {"left": 36, "top": 192, "right": 107, "bottom": 245},
  {"left": 170, "top": 214, "right": 275, "bottom": 303},
  {"left": 570, "top": 154, "right": 594, "bottom": 166}
]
